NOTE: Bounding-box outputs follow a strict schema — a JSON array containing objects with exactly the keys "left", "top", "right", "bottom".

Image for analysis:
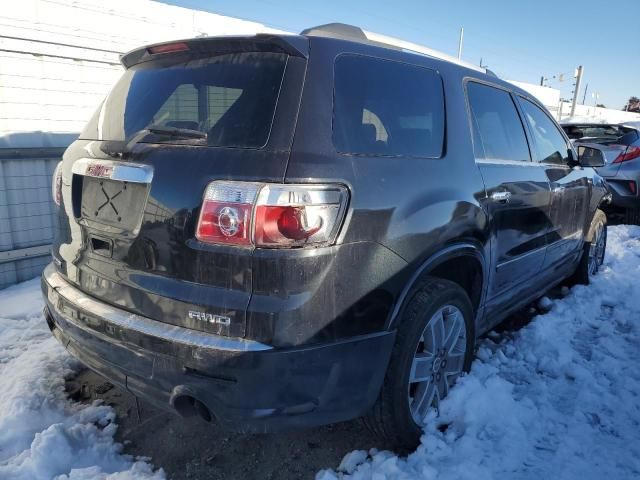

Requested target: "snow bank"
[
  {"left": 0, "top": 280, "right": 164, "bottom": 480},
  {"left": 319, "top": 225, "right": 640, "bottom": 480}
]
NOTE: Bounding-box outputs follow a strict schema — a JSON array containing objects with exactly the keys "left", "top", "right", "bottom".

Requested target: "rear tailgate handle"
[{"left": 490, "top": 191, "right": 511, "bottom": 203}]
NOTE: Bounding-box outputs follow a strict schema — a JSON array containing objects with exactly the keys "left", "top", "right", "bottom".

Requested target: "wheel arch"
[{"left": 386, "top": 242, "right": 488, "bottom": 332}]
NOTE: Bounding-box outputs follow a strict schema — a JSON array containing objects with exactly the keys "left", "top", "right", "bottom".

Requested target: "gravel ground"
[{"left": 66, "top": 370, "right": 378, "bottom": 480}]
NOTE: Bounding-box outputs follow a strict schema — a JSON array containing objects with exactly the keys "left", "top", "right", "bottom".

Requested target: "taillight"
[
  {"left": 195, "top": 182, "right": 261, "bottom": 246},
  {"left": 629, "top": 181, "right": 637, "bottom": 195},
  {"left": 52, "top": 161, "right": 63, "bottom": 206},
  {"left": 195, "top": 182, "right": 348, "bottom": 248},
  {"left": 254, "top": 185, "right": 347, "bottom": 247},
  {"left": 613, "top": 145, "right": 640, "bottom": 164}
]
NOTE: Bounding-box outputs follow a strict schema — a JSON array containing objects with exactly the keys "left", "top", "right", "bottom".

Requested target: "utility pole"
[
  {"left": 570, "top": 65, "right": 584, "bottom": 118},
  {"left": 540, "top": 76, "right": 544, "bottom": 86},
  {"left": 582, "top": 83, "right": 589, "bottom": 105},
  {"left": 457, "top": 27, "right": 464, "bottom": 59}
]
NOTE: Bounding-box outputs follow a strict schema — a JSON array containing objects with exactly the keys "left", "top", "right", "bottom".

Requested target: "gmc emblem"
[{"left": 86, "top": 163, "right": 113, "bottom": 179}]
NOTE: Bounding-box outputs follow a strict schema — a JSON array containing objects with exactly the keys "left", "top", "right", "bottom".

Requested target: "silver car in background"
[{"left": 562, "top": 122, "right": 640, "bottom": 224}]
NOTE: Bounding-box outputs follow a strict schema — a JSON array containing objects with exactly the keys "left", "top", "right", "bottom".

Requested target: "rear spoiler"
[{"left": 120, "top": 34, "right": 309, "bottom": 68}]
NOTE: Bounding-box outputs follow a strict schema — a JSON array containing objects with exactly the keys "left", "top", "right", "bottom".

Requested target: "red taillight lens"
[
  {"left": 254, "top": 185, "right": 347, "bottom": 248},
  {"left": 613, "top": 145, "right": 640, "bottom": 164},
  {"left": 52, "top": 161, "right": 63, "bottom": 206},
  {"left": 148, "top": 42, "right": 189, "bottom": 55},
  {"left": 197, "top": 201, "right": 253, "bottom": 245},
  {"left": 277, "top": 206, "right": 323, "bottom": 240},
  {"left": 254, "top": 205, "right": 325, "bottom": 244},
  {"left": 195, "top": 182, "right": 260, "bottom": 246},
  {"left": 196, "top": 182, "right": 348, "bottom": 248}
]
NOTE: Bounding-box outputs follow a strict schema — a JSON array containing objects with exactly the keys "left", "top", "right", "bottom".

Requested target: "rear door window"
[
  {"left": 520, "top": 98, "right": 570, "bottom": 165},
  {"left": 466, "top": 82, "right": 531, "bottom": 162},
  {"left": 333, "top": 55, "right": 445, "bottom": 158},
  {"left": 81, "top": 52, "right": 287, "bottom": 148}
]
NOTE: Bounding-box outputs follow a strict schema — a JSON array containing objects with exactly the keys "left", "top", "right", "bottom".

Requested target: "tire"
[
  {"left": 364, "top": 277, "right": 475, "bottom": 451},
  {"left": 624, "top": 207, "right": 640, "bottom": 225},
  {"left": 570, "top": 209, "right": 607, "bottom": 286}
]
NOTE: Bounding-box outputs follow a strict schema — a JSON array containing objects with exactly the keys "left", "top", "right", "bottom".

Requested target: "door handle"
[
  {"left": 553, "top": 186, "right": 565, "bottom": 193},
  {"left": 490, "top": 191, "right": 511, "bottom": 203}
]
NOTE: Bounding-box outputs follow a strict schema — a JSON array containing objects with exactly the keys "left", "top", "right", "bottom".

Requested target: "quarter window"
[
  {"left": 520, "top": 98, "right": 570, "bottom": 165},
  {"left": 466, "top": 82, "right": 531, "bottom": 162},
  {"left": 333, "top": 55, "right": 445, "bottom": 158}
]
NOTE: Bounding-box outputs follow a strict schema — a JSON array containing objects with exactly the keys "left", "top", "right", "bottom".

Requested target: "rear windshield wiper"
[
  {"left": 146, "top": 125, "right": 207, "bottom": 139},
  {"left": 126, "top": 125, "right": 207, "bottom": 148}
]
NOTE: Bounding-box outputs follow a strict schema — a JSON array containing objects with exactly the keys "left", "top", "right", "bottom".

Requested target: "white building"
[
  {"left": 508, "top": 80, "right": 640, "bottom": 124},
  {"left": 0, "top": 0, "right": 283, "bottom": 288},
  {"left": 0, "top": 0, "right": 283, "bottom": 148}
]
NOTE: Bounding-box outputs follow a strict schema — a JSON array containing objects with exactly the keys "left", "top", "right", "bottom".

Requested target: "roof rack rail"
[{"left": 301, "top": 23, "right": 489, "bottom": 75}]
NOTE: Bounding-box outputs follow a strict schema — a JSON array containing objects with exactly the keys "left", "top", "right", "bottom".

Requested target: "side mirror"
[{"left": 577, "top": 145, "right": 606, "bottom": 168}]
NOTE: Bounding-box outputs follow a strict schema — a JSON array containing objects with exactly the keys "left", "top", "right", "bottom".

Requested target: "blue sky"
[{"left": 163, "top": 0, "right": 639, "bottom": 109}]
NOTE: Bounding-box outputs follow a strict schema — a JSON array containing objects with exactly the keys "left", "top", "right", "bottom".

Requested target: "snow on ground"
[
  {"left": 0, "top": 280, "right": 164, "bottom": 479},
  {"left": 319, "top": 225, "right": 640, "bottom": 480},
  {"left": 2, "top": 226, "right": 640, "bottom": 480}
]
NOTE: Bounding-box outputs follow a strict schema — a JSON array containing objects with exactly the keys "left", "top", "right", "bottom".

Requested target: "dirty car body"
[{"left": 43, "top": 27, "right": 609, "bottom": 436}]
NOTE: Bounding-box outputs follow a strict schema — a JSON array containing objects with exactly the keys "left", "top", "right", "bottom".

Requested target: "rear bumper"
[
  {"left": 603, "top": 171, "right": 640, "bottom": 210},
  {"left": 42, "top": 263, "right": 395, "bottom": 431}
]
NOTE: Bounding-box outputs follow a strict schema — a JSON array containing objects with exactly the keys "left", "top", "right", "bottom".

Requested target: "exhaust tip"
[
  {"left": 193, "top": 398, "right": 212, "bottom": 422},
  {"left": 171, "top": 390, "right": 213, "bottom": 423}
]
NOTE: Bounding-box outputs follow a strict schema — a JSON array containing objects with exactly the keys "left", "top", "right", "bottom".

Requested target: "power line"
[{"left": 0, "top": 34, "right": 124, "bottom": 55}]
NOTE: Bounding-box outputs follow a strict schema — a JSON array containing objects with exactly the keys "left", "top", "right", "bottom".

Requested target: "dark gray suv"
[{"left": 42, "top": 23, "right": 610, "bottom": 449}]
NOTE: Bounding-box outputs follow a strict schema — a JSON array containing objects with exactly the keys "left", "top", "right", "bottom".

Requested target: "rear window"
[
  {"left": 333, "top": 55, "right": 445, "bottom": 158},
  {"left": 80, "top": 52, "right": 287, "bottom": 148},
  {"left": 561, "top": 124, "right": 639, "bottom": 146}
]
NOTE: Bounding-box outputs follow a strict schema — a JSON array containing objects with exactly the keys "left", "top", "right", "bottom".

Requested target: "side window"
[
  {"left": 466, "top": 82, "right": 531, "bottom": 162},
  {"left": 520, "top": 98, "right": 570, "bottom": 165},
  {"left": 333, "top": 55, "right": 445, "bottom": 158}
]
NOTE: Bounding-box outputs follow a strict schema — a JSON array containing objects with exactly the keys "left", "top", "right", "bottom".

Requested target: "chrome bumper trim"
[{"left": 43, "top": 263, "right": 272, "bottom": 352}]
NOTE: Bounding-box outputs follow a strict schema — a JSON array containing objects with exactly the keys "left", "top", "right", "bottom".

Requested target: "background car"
[{"left": 562, "top": 122, "right": 640, "bottom": 223}]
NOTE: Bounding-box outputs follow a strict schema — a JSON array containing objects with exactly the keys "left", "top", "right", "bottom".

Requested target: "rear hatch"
[
  {"left": 54, "top": 36, "right": 307, "bottom": 338},
  {"left": 564, "top": 124, "right": 640, "bottom": 177}
]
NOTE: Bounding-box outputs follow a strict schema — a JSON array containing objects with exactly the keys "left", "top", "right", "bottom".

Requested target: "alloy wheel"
[
  {"left": 407, "top": 305, "right": 467, "bottom": 424},
  {"left": 588, "top": 223, "right": 606, "bottom": 276}
]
